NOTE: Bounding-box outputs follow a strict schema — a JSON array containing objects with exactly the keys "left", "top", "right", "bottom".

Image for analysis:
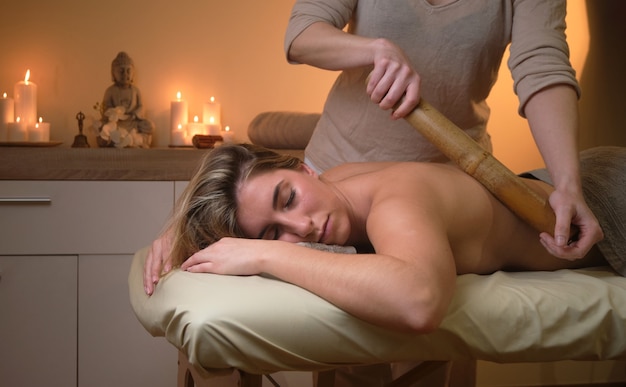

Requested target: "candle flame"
[
  {"left": 225, "top": 126, "right": 230, "bottom": 132},
  {"left": 24, "top": 69, "right": 31, "bottom": 84},
  {"left": 36, "top": 123, "right": 40, "bottom": 128},
  {"left": 210, "top": 96, "right": 215, "bottom": 103},
  {"left": 2, "top": 92, "right": 6, "bottom": 98},
  {"left": 176, "top": 91, "right": 181, "bottom": 100},
  {"left": 16, "top": 117, "right": 21, "bottom": 123},
  {"left": 209, "top": 116, "right": 215, "bottom": 124},
  {"left": 39, "top": 117, "right": 43, "bottom": 123},
  {"left": 193, "top": 116, "right": 199, "bottom": 123}
]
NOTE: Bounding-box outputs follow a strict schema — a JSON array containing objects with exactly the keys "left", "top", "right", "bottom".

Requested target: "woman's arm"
[
  {"left": 181, "top": 234, "right": 454, "bottom": 333},
  {"left": 143, "top": 228, "right": 175, "bottom": 295},
  {"left": 524, "top": 85, "right": 604, "bottom": 258}
]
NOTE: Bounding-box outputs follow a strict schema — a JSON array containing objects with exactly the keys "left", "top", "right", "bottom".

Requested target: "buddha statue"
[{"left": 98, "top": 51, "right": 154, "bottom": 147}]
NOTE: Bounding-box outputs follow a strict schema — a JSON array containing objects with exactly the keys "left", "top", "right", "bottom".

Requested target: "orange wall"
[
  {"left": 0, "top": 0, "right": 588, "bottom": 173},
  {"left": 0, "top": 0, "right": 336, "bottom": 148}
]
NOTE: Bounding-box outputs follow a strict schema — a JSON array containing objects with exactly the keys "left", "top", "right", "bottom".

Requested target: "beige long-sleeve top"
[{"left": 285, "top": 0, "right": 580, "bottom": 171}]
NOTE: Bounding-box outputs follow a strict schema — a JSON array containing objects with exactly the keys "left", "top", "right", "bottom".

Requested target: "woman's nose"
[{"left": 283, "top": 216, "right": 314, "bottom": 239}]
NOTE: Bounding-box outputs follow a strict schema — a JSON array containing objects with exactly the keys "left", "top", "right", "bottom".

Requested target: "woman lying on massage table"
[{"left": 144, "top": 144, "right": 624, "bottom": 332}]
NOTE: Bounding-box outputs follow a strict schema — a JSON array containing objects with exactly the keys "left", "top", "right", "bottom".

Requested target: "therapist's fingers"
[
  {"left": 366, "top": 68, "right": 420, "bottom": 121},
  {"left": 539, "top": 232, "right": 589, "bottom": 261},
  {"left": 391, "top": 80, "right": 420, "bottom": 119},
  {"left": 539, "top": 216, "right": 603, "bottom": 261},
  {"left": 552, "top": 206, "right": 575, "bottom": 248},
  {"left": 548, "top": 190, "right": 603, "bottom": 252}
]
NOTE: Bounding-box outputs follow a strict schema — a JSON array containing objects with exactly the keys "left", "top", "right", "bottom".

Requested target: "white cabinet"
[
  {"left": 0, "top": 255, "right": 77, "bottom": 387},
  {"left": 79, "top": 254, "right": 176, "bottom": 387},
  {"left": 0, "top": 180, "right": 173, "bottom": 255},
  {"left": 0, "top": 180, "right": 177, "bottom": 387}
]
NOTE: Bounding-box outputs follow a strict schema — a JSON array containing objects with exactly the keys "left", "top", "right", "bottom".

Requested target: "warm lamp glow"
[{"left": 24, "top": 69, "right": 30, "bottom": 84}]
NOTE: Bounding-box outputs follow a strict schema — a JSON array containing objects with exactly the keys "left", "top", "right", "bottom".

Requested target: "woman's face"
[{"left": 236, "top": 165, "right": 352, "bottom": 245}]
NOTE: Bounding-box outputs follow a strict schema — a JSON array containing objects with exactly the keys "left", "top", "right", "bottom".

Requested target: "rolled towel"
[{"left": 297, "top": 242, "right": 357, "bottom": 254}]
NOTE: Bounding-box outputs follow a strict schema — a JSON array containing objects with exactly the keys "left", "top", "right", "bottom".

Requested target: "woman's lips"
[{"left": 319, "top": 216, "right": 329, "bottom": 244}]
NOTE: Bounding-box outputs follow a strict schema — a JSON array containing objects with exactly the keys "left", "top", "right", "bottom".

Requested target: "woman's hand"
[
  {"left": 366, "top": 39, "right": 421, "bottom": 119},
  {"left": 539, "top": 188, "right": 604, "bottom": 260},
  {"left": 143, "top": 230, "right": 174, "bottom": 295},
  {"left": 181, "top": 237, "right": 263, "bottom": 276}
]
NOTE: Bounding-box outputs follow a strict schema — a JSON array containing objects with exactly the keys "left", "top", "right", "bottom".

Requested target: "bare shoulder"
[
  {"left": 322, "top": 162, "right": 472, "bottom": 200},
  {"left": 369, "top": 162, "right": 470, "bottom": 192},
  {"left": 322, "top": 161, "right": 400, "bottom": 182}
]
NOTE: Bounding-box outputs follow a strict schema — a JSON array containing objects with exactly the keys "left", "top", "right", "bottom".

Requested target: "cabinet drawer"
[
  {"left": 0, "top": 255, "right": 77, "bottom": 386},
  {"left": 0, "top": 181, "right": 174, "bottom": 255}
]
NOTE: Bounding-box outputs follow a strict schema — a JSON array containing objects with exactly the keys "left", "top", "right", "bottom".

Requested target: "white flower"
[
  {"left": 100, "top": 122, "right": 116, "bottom": 141},
  {"left": 104, "top": 106, "right": 129, "bottom": 123}
]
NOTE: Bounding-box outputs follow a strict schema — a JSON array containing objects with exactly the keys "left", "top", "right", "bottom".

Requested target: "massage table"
[
  {"left": 129, "top": 110, "right": 626, "bottom": 386},
  {"left": 129, "top": 247, "right": 626, "bottom": 386}
]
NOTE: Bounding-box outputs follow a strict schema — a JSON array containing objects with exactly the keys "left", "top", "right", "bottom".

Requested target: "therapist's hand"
[
  {"left": 539, "top": 188, "right": 603, "bottom": 260},
  {"left": 366, "top": 39, "right": 421, "bottom": 119}
]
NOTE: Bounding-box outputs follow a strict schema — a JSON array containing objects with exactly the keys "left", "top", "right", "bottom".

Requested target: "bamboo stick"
[{"left": 404, "top": 99, "right": 558, "bottom": 236}]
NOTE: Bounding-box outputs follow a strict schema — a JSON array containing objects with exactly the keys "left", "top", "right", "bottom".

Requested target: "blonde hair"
[{"left": 168, "top": 143, "right": 302, "bottom": 266}]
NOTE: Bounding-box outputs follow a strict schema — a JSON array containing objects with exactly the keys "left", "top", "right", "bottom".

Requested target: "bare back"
[{"left": 326, "top": 162, "right": 604, "bottom": 275}]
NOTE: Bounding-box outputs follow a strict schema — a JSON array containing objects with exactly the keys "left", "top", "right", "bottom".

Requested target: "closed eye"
[
  {"left": 284, "top": 189, "right": 295, "bottom": 209},
  {"left": 258, "top": 185, "right": 295, "bottom": 240},
  {"left": 262, "top": 190, "right": 294, "bottom": 239}
]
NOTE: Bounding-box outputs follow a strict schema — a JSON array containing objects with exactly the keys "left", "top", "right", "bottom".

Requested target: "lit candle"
[
  {"left": 206, "top": 116, "right": 221, "bottom": 135},
  {"left": 186, "top": 115, "right": 208, "bottom": 145},
  {"left": 221, "top": 125, "right": 235, "bottom": 144},
  {"left": 29, "top": 117, "right": 50, "bottom": 142},
  {"left": 7, "top": 116, "right": 28, "bottom": 141},
  {"left": 170, "top": 123, "right": 187, "bottom": 146},
  {"left": 0, "top": 92, "right": 14, "bottom": 141},
  {"left": 170, "top": 91, "right": 188, "bottom": 140},
  {"left": 14, "top": 70, "right": 37, "bottom": 125},
  {"left": 202, "top": 96, "right": 221, "bottom": 127}
]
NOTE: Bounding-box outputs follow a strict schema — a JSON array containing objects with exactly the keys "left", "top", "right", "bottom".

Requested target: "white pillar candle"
[
  {"left": 170, "top": 91, "right": 188, "bottom": 134},
  {"left": 0, "top": 92, "right": 14, "bottom": 141},
  {"left": 170, "top": 123, "right": 187, "bottom": 146},
  {"left": 29, "top": 117, "right": 50, "bottom": 142},
  {"left": 221, "top": 125, "right": 235, "bottom": 144},
  {"left": 202, "top": 96, "right": 221, "bottom": 126},
  {"left": 14, "top": 70, "right": 37, "bottom": 125},
  {"left": 206, "top": 116, "right": 221, "bottom": 135},
  {"left": 7, "top": 117, "right": 28, "bottom": 141},
  {"left": 186, "top": 115, "right": 208, "bottom": 145}
]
